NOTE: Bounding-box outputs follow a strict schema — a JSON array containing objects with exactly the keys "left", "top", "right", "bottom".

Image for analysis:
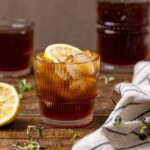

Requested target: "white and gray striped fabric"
[{"left": 72, "top": 61, "right": 150, "bottom": 150}]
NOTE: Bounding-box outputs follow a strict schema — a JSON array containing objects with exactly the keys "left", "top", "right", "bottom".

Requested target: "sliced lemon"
[
  {"left": 0, "top": 82, "right": 20, "bottom": 127},
  {"left": 44, "top": 44, "right": 83, "bottom": 62}
]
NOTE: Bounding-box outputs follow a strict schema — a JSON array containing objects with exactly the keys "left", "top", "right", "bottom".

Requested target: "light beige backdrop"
[{"left": 0, "top": 0, "right": 97, "bottom": 51}]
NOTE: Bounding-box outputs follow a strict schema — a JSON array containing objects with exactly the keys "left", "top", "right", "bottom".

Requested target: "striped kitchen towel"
[{"left": 72, "top": 61, "right": 150, "bottom": 150}]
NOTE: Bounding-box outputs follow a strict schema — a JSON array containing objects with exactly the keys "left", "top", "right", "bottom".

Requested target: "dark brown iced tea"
[
  {"left": 0, "top": 20, "right": 34, "bottom": 76},
  {"left": 34, "top": 52, "right": 100, "bottom": 127},
  {"left": 97, "top": 0, "right": 150, "bottom": 66}
]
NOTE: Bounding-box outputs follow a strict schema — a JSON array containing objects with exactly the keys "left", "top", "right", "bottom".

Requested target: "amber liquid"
[
  {"left": 0, "top": 29, "right": 33, "bottom": 71},
  {"left": 35, "top": 77, "right": 98, "bottom": 122},
  {"left": 37, "top": 95, "right": 96, "bottom": 121},
  {"left": 97, "top": 1, "right": 150, "bottom": 65}
]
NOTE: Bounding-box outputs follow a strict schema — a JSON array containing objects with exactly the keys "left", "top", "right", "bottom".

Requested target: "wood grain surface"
[{"left": 0, "top": 71, "right": 132, "bottom": 150}]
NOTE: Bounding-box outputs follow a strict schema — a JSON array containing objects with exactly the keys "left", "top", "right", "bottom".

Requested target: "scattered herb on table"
[
  {"left": 70, "top": 131, "right": 78, "bottom": 143},
  {"left": 16, "top": 79, "right": 32, "bottom": 100},
  {"left": 99, "top": 76, "right": 116, "bottom": 85},
  {"left": 139, "top": 118, "right": 150, "bottom": 142},
  {"left": 13, "top": 125, "right": 45, "bottom": 150},
  {"left": 18, "top": 79, "right": 32, "bottom": 92},
  {"left": 114, "top": 115, "right": 122, "bottom": 125},
  {"left": 18, "top": 93, "right": 23, "bottom": 100},
  {"left": 124, "top": 80, "right": 130, "bottom": 83},
  {"left": 139, "top": 125, "right": 148, "bottom": 141}
]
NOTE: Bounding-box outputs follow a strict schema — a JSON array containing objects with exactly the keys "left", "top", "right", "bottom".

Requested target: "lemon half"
[
  {"left": 0, "top": 82, "right": 20, "bottom": 127},
  {"left": 44, "top": 44, "right": 83, "bottom": 62}
]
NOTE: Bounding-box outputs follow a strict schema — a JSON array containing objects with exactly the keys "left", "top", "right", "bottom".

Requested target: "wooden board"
[{"left": 0, "top": 71, "right": 132, "bottom": 149}]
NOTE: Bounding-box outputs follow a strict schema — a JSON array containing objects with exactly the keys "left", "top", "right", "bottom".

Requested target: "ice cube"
[
  {"left": 66, "top": 53, "right": 96, "bottom": 78},
  {"left": 69, "top": 79, "right": 86, "bottom": 97},
  {"left": 74, "top": 53, "right": 92, "bottom": 63},
  {"left": 68, "top": 78, "right": 97, "bottom": 98},
  {"left": 64, "top": 55, "right": 75, "bottom": 63},
  {"left": 84, "top": 50, "right": 96, "bottom": 60}
]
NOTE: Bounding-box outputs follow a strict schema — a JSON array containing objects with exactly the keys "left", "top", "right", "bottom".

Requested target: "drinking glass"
[
  {"left": 0, "top": 19, "right": 34, "bottom": 77},
  {"left": 96, "top": 0, "right": 150, "bottom": 72},
  {"left": 33, "top": 52, "right": 100, "bottom": 128}
]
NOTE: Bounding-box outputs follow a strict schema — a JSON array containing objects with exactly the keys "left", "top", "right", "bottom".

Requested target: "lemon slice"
[
  {"left": 0, "top": 82, "right": 20, "bottom": 127},
  {"left": 44, "top": 44, "right": 83, "bottom": 62}
]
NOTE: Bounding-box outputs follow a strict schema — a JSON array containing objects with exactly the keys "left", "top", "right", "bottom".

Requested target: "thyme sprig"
[
  {"left": 113, "top": 116, "right": 150, "bottom": 142},
  {"left": 13, "top": 125, "right": 45, "bottom": 150},
  {"left": 114, "top": 115, "right": 122, "bottom": 125},
  {"left": 138, "top": 117, "right": 150, "bottom": 142},
  {"left": 99, "top": 76, "right": 115, "bottom": 85},
  {"left": 18, "top": 93, "right": 23, "bottom": 100},
  {"left": 70, "top": 131, "right": 78, "bottom": 143},
  {"left": 139, "top": 125, "right": 150, "bottom": 141},
  {"left": 17, "top": 79, "right": 32, "bottom": 100},
  {"left": 18, "top": 79, "right": 32, "bottom": 92}
]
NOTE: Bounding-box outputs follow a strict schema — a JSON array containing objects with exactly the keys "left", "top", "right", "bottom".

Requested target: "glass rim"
[
  {"left": 34, "top": 52, "right": 100, "bottom": 65},
  {"left": 0, "top": 19, "right": 34, "bottom": 31}
]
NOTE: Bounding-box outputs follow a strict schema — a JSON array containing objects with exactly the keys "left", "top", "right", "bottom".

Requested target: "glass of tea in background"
[
  {"left": 0, "top": 19, "right": 34, "bottom": 77},
  {"left": 96, "top": 0, "right": 150, "bottom": 72},
  {"left": 33, "top": 52, "right": 100, "bottom": 128}
]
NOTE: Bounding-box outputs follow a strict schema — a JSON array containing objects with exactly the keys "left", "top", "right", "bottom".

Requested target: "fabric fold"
[{"left": 72, "top": 61, "right": 150, "bottom": 150}]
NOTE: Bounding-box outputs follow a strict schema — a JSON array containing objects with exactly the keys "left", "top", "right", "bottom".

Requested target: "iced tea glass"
[
  {"left": 33, "top": 52, "right": 100, "bottom": 128},
  {"left": 0, "top": 19, "right": 34, "bottom": 77}
]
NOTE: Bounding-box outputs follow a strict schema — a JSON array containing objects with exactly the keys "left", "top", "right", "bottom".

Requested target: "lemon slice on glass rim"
[
  {"left": 0, "top": 82, "right": 20, "bottom": 127},
  {"left": 44, "top": 44, "right": 83, "bottom": 62}
]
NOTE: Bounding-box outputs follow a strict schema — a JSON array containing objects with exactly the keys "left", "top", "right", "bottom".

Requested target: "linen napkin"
[{"left": 72, "top": 61, "right": 150, "bottom": 150}]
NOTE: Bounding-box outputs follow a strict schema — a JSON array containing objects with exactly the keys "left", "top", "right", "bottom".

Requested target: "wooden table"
[{"left": 0, "top": 71, "right": 132, "bottom": 150}]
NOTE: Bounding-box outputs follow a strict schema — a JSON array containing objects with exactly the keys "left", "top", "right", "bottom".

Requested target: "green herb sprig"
[
  {"left": 70, "top": 131, "right": 78, "bottom": 143},
  {"left": 17, "top": 79, "right": 32, "bottom": 100},
  {"left": 13, "top": 125, "right": 45, "bottom": 150},
  {"left": 18, "top": 93, "right": 23, "bottom": 100},
  {"left": 113, "top": 115, "right": 122, "bottom": 125},
  {"left": 139, "top": 125, "right": 150, "bottom": 141},
  {"left": 99, "top": 76, "right": 115, "bottom": 85},
  {"left": 138, "top": 118, "right": 150, "bottom": 142},
  {"left": 18, "top": 79, "right": 32, "bottom": 92}
]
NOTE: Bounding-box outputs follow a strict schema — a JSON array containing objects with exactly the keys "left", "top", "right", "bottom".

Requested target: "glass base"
[
  {"left": 0, "top": 67, "right": 30, "bottom": 77},
  {"left": 101, "top": 62, "right": 134, "bottom": 73},
  {"left": 43, "top": 115, "right": 93, "bottom": 128}
]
